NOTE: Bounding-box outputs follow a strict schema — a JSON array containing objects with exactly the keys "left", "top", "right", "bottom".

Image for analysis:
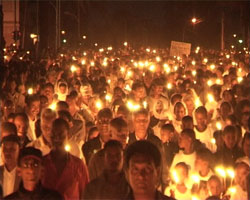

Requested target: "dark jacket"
[
  {"left": 82, "top": 136, "right": 102, "bottom": 164},
  {"left": 4, "top": 182, "right": 63, "bottom": 200},
  {"left": 123, "top": 190, "right": 175, "bottom": 200}
]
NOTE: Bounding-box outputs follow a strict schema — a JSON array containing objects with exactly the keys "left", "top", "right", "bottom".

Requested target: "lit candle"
[
  {"left": 167, "top": 83, "right": 172, "bottom": 90},
  {"left": 64, "top": 144, "right": 71, "bottom": 152},
  {"left": 96, "top": 100, "right": 103, "bottom": 109},
  {"left": 27, "top": 88, "right": 33, "bottom": 95},
  {"left": 216, "top": 121, "right": 222, "bottom": 130},
  {"left": 124, "top": 41, "right": 128, "bottom": 46},
  {"left": 171, "top": 170, "right": 179, "bottom": 183},
  {"left": 71, "top": 65, "right": 77, "bottom": 72},
  {"left": 226, "top": 168, "right": 235, "bottom": 186},
  {"left": 207, "top": 93, "right": 214, "bottom": 102},
  {"left": 49, "top": 102, "right": 57, "bottom": 110}
]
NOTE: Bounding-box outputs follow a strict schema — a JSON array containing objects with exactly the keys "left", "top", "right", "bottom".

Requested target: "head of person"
[
  {"left": 222, "top": 125, "right": 237, "bottom": 149},
  {"left": 132, "top": 81, "right": 146, "bottom": 101},
  {"left": 40, "top": 83, "right": 54, "bottom": 104},
  {"left": 219, "top": 101, "right": 232, "bottom": 120},
  {"left": 39, "top": 95, "right": 49, "bottom": 110},
  {"left": 0, "top": 122, "right": 17, "bottom": 140},
  {"left": 110, "top": 117, "right": 129, "bottom": 148},
  {"left": 160, "top": 123, "right": 175, "bottom": 143},
  {"left": 1, "top": 135, "right": 20, "bottom": 170},
  {"left": 124, "top": 140, "right": 162, "bottom": 197},
  {"left": 133, "top": 109, "right": 150, "bottom": 140},
  {"left": 234, "top": 162, "right": 250, "bottom": 191},
  {"left": 195, "top": 148, "right": 213, "bottom": 175},
  {"left": 17, "top": 147, "right": 43, "bottom": 191},
  {"left": 150, "top": 78, "right": 164, "bottom": 97},
  {"left": 25, "top": 94, "right": 40, "bottom": 119},
  {"left": 80, "top": 83, "right": 93, "bottom": 104},
  {"left": 173, "top": 162, "right": 189, "bottom": 184},
  {"left": 116, "top": 105, "right": 129, "bottom": 122},
  {"left": 58, "top": 82, "right": 67, "bottom": 94},
  {"left": 170, "top": 93, "right": 182, "bottom": 106},
  {"left": 13, "top": 113, "right": 29, "bottom": 138},
  {"left": 195, "top": 106, "right": 208, "bottom": 130},
  {"left": 88, "top": 126, "right": 99, "bottom": 140},
  {"left": 213, "top": 130, "right": 224, "bottom": 151},
  {"left": 104, "top": 140, "right": 123, "bottom": 174},
  {"left": 96, "top": 108, "right": 113, "bottom": 143},
  {"left": 40, "top": 108, "right": 57, "bottom": 145},
  {"left": 51, "top": 118, "right": 69, "bottom": 151},
  {"left": 2, "top": 99, "right": 15, "bottom": 118},
  {"left": 207, "top": 175, "right": 223, "bottom": 197},
  {"left": 56, "top": 101, "right": 69, "bottom": 112},
  {"left": 182, "top": 115, "right": 194, "bottom": 130},
  {"left": 183, "top": 95, "right": 195, "bottom": 115},
  {"left": 178, "top": 129, "right": 195, "bottom": 152}
]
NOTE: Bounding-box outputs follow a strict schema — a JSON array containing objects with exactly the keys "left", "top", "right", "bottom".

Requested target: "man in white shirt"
[
  {"left": 0, "top": 135, "right": 21, "bottom": 197},
  {"left": 171, "top": 129, "right": 197, "bottom": 173},
  {"left": 25, "top": 95, "right": 40, "bottom": 141},
  {"left": 27, "top": 108, "right": 57, "bottom": 156},
  {"left": 194, "top": 106, "right": 216, "bottom": 152}
]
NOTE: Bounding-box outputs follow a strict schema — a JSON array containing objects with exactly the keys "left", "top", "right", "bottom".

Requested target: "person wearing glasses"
[{"left": 4, "top": 147, "right": 62, "bottom": 200}]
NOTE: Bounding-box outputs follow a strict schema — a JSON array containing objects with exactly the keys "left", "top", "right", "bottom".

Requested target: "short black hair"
[
  {"left": 161, "top": 123, "right": 175, "bottom": 132},
  {"left": 181, "top": 128, "right": 196, "bottom": 140},
  {"left": 1, "top": 135, "right": 20, "bottom": 146},
  {"left": 125, "top": 140, "right": 161, "bottom": 169},
  {"left": 104, "top": 140, "right": 123, "bottom": 152},
  {"left": 97, "top": 108, "right": 113, "bottom": 119},
  {"left": 110, "top": 117, "right": 128, "bottom": 132}
]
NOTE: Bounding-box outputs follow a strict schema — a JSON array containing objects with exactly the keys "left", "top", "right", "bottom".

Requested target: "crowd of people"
[{"left": 0, "top": 43, "right": 249, "bottom": 200}]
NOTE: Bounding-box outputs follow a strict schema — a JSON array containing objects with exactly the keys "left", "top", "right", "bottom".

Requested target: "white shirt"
[
  {"left": 3, "top": 167, "right": 16, "bottom": 197},
  {"left": 194, "top": 125, "right": 216, "bottom": 153},
  {"left": 226, "top": 184, "right": 248, "bottom": 200},
  {"left": 170, "top": 150, "right": 196, "bottom": 173},
  {"left": 27, "top": 135, "right": 51, "bottom": 156},
  {"left": 27, "top": 116, "right": 37, "bottom": 141}
]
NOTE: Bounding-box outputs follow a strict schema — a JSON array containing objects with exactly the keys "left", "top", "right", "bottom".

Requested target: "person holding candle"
[
  {"left": 206, "top": 175, "right": 223, "bottom": 200},
  {"left": 42, "top": 118, "right": 89, "bottom": 200},
  {"left": 165, "top": 162, "right": 192, "bottom": 199}
]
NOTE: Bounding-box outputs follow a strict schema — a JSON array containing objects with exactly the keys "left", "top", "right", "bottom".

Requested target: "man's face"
[
  {"left": 27, "top": 101, "right": 40, "bottom": 118},
  {"left": 208, "top": 179, "right": 222, "bottom": 197},
  {"left": 51, "top": 125, "right": 68, "bottom": 150},
  {"left": 134, "top": 87, "right": 146, "bottom": 100},
  {"left": 110, "top": 126, "right": 128, "bottom": 148},
  {"left": 174, "top": 106, "right": 186, "bottom": 121},
  {"left": 195, "top": 156, "right": 209, "bottom": 172},
  {"left": 41, "top": 87, "right": 54, "bottom": 102},
  {"left": 134, "top": 114, "right": 149, "bottom": 140},
  {"left": 97, "top": 117, "right": 111, "bottom": 142},
  {"left": 104, "top": 146, "right": 123, "bottom": 173},
  {"left": 223, "top": 132, "right": 236, "bottom": 149},
  {"left": 185, "top": 100, "right": 195, "bottom": 114},
  {"left": 178, "top": 133, "right": 191, "bottom": 150},
  {"left": 14, "top": 116, "right": 28, "bottom": 137},
  {"left": 126, "top": 154, "right": 159, "bottom": 196},
  {"left": 41, "top": 118, "right": 54, "bottom": 144},
  {"left": 18, "top": 157, "right": 42, "bottom": 186},
  {"left": 154, "top": 85, "right": 163, "bottom": 96},
  {"left": 235, "top": 164, "right": 249, "bottom": 191},
  {"left": 2, "top": 142, "right": 19, "bottom": 167},
  {"left": 195, "top": 112, "right": 207, "bottom": 129},
  {"left": 160, "top": 129, "right": 173, "bottom": 143}
]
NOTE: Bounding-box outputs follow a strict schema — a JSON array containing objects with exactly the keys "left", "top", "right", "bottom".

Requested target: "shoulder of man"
[{"left": 41, "top": 186, "right": 64, "bottom": 200}]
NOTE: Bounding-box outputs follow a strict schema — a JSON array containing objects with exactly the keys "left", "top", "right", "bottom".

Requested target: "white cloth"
[
  {"left": 170, "top": 150, "right": 196, "bottom": 173},
  {"left": 3, "top": 167, "right": 16, "bottom": 197},
  {"left": 27, "top": 136, "right": 51, "bottom": 156},
  {"left": 194, "top": 125, "right": 216, "bottom": 153},
  {"left": 27, "top": 117, "right": 37, "bottom": 141},
  {"left": 165, "top": 183, "right": 192, "bottom": 200},
  {"left": 226, "top": 184, "right": 248, "bottom": 200}
]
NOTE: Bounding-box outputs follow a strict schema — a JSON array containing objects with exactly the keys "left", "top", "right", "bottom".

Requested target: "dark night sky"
[{"left": 33, "top": 1, "right": 250, "bottom": 50}]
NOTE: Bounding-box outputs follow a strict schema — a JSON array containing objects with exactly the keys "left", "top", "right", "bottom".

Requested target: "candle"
[
  {"left": 49, "top": 102, "right": 57, "bottom": 110},
  {"left": 226, "top": 168, "right": 235, "bottom": 186},
  {"left": 167, "top": 83, "right": 172, "bottom": 90},
  {"left": 27, "top": 88, "right": 33, "bottom": 95},
  {"left": 64, "top": 144, "right": 71, "bottom": 152},
  {"left": 216, "top": 121, "right": 222, "bottom": 130},
  {"left": 71, "top": 65, "right": 77, "bottom": 72},
  {"left": 171, "top": 170, "right": 179, "bottom": 183},
  {"left": 207, "top": 93, "right": 214, "bottom": 102}
]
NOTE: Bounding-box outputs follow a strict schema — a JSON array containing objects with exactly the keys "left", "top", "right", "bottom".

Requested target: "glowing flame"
[
  {"left": 27, "top": 88, "right": 33, "bottom": 95},
  {"left": 216, "top": 121, "right": 222, "bottom": 130},
  {"left": 226, "top": 168, "right": 235, "bottom": 179},
  {"left": 49, "top": 102, "right": 57, "bottom": 111},
  {"left": 64, "top": 144, "right": 71, "bottom": 152},
  {"left": 207, "top": 93, "right": 214, "bottom": 102},
  {"left": 167, "top": 83, "right": 172, "bottom": 90},
  {"left": 96, "top": 101, "right": 103, "bottom": 109},
  {"left": 71, "top": 65, "right": 77, "bottom": 72},
  {"left": 172, "top": 170, "right": 179, "bottom": 183},
  {"left": 215, "top": 166, "right": 226, "bottom": 178}
]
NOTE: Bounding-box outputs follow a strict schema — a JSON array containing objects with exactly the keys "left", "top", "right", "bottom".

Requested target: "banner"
[{"left": 170, "top": 41, "right": 191, "bottom": 57}]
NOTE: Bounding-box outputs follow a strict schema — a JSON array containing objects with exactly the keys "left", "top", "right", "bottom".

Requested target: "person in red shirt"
[{"left": 42, "top": 118, "right": 89, "bottom": 200}]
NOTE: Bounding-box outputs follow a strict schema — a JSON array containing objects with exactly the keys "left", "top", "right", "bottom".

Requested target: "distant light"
[
  {"left": 61, "top": 30, "right": 66, "bottom": 34},
  {"left": 231, "top": 45, "right": 234, "bottom": 49},
  {"left": 191, "top": 17, "right": 197, "bottom": 24},
  {"left": 30, "top": 33, "right": 37, "bottom": 39},
  {"left": 94, "top": 43, "right": 98, "bottom": 47},
  {"left": 238, "top": 39, "right": 243, "bottom": 44},
  {"left": 63, "top": 39, "right": 67, "bottom": 43},
  {"left": 26, "top": 51, "right": 30, "bottom": 55},
  {"left": 82, "top": 35, "right": 87, "bottom": 39},
  {"left": 124, "top": 41, "right": 128, "bottom": 46},
  {"left": 233, "top": 34, "right": 237, "bottom": 38},
  {"left": 64, "top": 144, "right": 71, "bottom": 152},
  {"left": 71, "top": 65, "right": 77, "bottom": 72}
]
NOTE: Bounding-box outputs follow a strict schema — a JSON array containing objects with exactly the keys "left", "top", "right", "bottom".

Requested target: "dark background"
[{"left": 20, "top": 1, "right": 250, "bottom": 51}]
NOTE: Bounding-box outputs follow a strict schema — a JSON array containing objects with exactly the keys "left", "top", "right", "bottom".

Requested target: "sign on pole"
[{"left": 170, "top": 41, "right": 191, "bottom": 57}]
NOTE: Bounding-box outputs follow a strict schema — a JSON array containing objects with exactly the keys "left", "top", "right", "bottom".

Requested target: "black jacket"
[{"left": 4, "top": 182, "right": 63, "bottom": 200}]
